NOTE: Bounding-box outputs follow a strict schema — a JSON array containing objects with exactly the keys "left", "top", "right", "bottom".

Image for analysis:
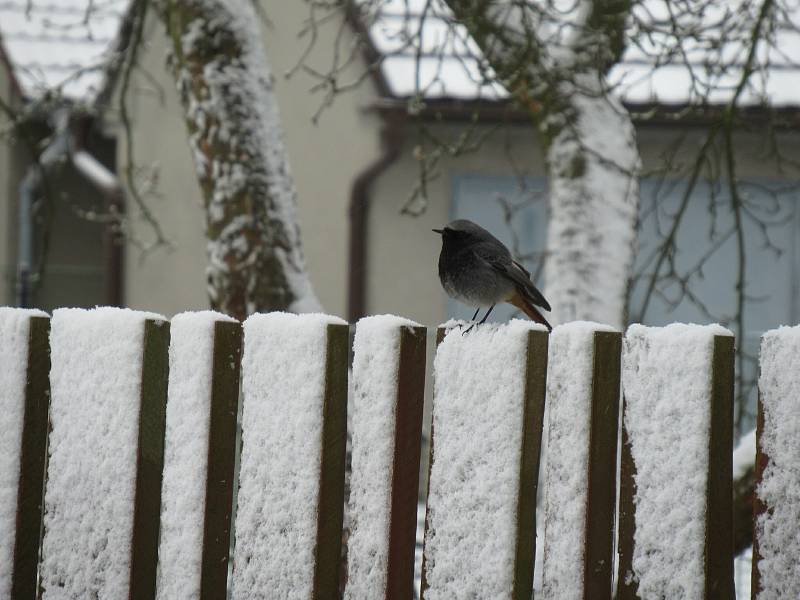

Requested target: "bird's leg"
[
  {"left": 477, "top": 304, "right": 495, "bottom": 325},
  {"left": 458, "top": 307, "right": 481, "bottom": 331},
  {"left": 462, "top": 306, "right": 488, "bottom": 335}
]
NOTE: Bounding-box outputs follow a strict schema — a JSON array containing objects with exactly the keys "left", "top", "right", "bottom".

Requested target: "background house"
[{"left": 1, "top": 0, "right": 798, "bottom": 341}]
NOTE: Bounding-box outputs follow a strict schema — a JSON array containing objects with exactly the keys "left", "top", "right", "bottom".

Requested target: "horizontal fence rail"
[{"left": 1, "top": 307, "right": 795, "bottom": 600}]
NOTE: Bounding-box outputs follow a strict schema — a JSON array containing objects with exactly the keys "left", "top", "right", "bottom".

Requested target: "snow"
[
  {"left": 755, "top": 326, "right": 800, "bottom": 599},
  {"left": 156, "top": 311, "right": 237, "bottom": 600},
  {"left": 540, "top": 321, "right": 616, "bottom": 599},
  {"left": 366, "top": 0, "right": 800, "bottom": 107},
  {"left": 621, "top": 323, "right": 732, "bottom": 598},
  {"left": 39, "top": 307, "right": 166, "bottom": 599},
  {"left": 423, "top": 319, "right": 546, "bottom": 599},
  {"left": 345, "top": 314, "right": 421, "bottom": 599},
  {"left": 0, "top": 307, "right": 47, "bottom": 598},
  {"left": 0, "top": 0, "right": 128, "bottom": 100},
  {"left": 231, "top": 312, "right": 346, "bottom": 600},
  {"left": 733, "top": 428, "right": 756, "bottom": 481},
  {"left": 543, "top": 76, "right": 640, "bottom": 329}
]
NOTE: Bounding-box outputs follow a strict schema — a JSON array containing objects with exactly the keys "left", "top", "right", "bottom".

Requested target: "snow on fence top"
[
  {"left": 423, "top": 320, "right": 547, "bottom": 600},
  {"left": 0, "top": 308, "right": 47, "bottom": 598},
  {"left": 755, "top": 325, "right": 800, "bottom": 599},
  {"left": 156, "top": 311, "right": 238, "bottom": 600},
  {"left": 541, "top": 321, "right": 619, "bottom": 600},
  {"left": 620, "top": 323, "right": 733, "bottom": 599},
  {"left": 232, "top": 312, "right": 347, "bottom": 600},
  {"left": 39, "top": 307, "right": 167, "bottom": 599},
  {"left": 346, "top": 315, "right": 426, "bottom": 599}
]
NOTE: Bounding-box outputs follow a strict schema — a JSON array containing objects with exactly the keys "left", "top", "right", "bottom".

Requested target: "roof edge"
[{"left": 368, "top": 96, "right": 800, "bottom": 128}]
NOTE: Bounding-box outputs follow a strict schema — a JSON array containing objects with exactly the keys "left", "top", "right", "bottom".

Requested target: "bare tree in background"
[
  {"left": 0, "top": 0, "right": 322, "bottom": 320},
  {"left": 156, "top": 0, "right": 321, "bottom": 318}
]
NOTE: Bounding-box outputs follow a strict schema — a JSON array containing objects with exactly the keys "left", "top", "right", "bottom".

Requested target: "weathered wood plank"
[
  {"left": 312, "top": 323, "right": 349, "bottom": 600},
  {"left": 386, "top": 326, "right": 427, "bottom": 599},
  {"left": 512, "top": 329, "right": 548, "bottom": 600},
  {"left": 583, "top": 331, "right": 622, "bottom": 600},
  {"left": 10, "top": 315, "right": 51, "bottom": 600},
  {"left": 704, "top": 335, "right": 734, "bottom": 600},
  {"left": 129, "top": 318, "right": 171, "bottom": 600},
  {"left": 200, "top": 320, "right": 243, "bottom": 600},
  {"left": 423, "top": 322, "right": 548, "bottom": 600},
  {"left": 617, "top": 326, "right": 734, "bottom": 600}
]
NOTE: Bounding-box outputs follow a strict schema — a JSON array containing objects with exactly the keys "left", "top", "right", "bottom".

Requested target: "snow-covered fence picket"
[
  {"left": 231, "top": 313, "right": 349, "bottom": 600},
  {"left": 541, "top": 323, "right": 622, "bottom": 600},
  {"left": 156, "top": 312, "right": 242, "bottom": 600},
  {"left": 39, "top": 308, "right": 170, "bottom": 600},
  {"left": 422, "top": 321, "right": 549, "bottom": 600},
  {"left": 346, "top": 316, "right": 427, "bottom": 600},
  {"left": 753, "top": 326, "right": 800, "bottom": 599},
  {"left": 0, "top": 309, "right": 49, "bottom": 600},
  {"left": 618, "top": 324, "right": 735, "bottom": 599}
]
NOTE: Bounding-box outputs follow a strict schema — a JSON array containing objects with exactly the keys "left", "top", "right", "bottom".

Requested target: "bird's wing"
[{"left": 473, "top": 245, "right": 551, "bottom": 312}]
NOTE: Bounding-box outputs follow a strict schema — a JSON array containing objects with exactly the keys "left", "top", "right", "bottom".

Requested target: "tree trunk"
[
  {"left": 161, "top": 0, "right": 321, "bottom": 320},
  {"left": 443, "top": 0, "right": 639, "bottom": 328},
  {"left": 543, "top": 82, "right": 639, "bottom": 327}
]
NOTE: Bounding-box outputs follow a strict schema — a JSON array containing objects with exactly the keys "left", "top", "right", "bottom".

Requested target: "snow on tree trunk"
[
  {"left": 543, "top": 84, "right": 639, "bottom": 327},
  {"left": 162, "top": 0, "right": 321, "bottom": 319},
  {"left": 444, "top": 0, "right": 640, "bottom": 328}
]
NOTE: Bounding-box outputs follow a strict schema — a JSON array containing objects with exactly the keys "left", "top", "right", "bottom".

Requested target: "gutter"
[
  {"left": 369, "top": 96, "right": 800, "bottom": 128},
  {"left": 347, "top": 114, "right": 404, "bottom": 322}
]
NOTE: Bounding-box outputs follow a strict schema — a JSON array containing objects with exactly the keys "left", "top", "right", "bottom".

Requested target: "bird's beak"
[{"left": 432, "top": 228, "right": 444, "bottom": 234}]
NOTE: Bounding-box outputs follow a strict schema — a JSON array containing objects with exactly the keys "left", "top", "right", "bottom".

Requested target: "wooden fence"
[{"left": 0, "top": 307, "right": 797, "bottom": 599}]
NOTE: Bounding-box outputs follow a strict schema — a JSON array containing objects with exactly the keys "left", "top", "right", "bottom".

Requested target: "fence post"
[
  {"left": 156, "top": 312, "right": 242, "bottom": 600},
  {"left": 752, "top": 326, "right": 800, "bottom": 598},
  {"left": 618, "top": 325, "right": 734, "bottom": 600},
  {"left": 0, "top": 309, "right": 50, "bottom": 600},
  {"left": 345, "top": 316, "right": 426, "bottom": 600},
  {"left": 231, "top": 313, "right": 348, "bottom": 600},
  {"left": 39, "top": 308, "right": 169, "bottom": 600},
  {"left": 422, "top": 321, "right": 548, "bottom": 600},
  {"left": 541, "top": 325, "right": 621, "bottom": 600}
]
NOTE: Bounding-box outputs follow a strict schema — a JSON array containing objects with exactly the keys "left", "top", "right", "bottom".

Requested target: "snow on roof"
[
  {"left": 0, "top": 0, "right": 128, "bottom": 101},
  {"left": 364, "top": 0, "right": 800, "bottom": 107}
]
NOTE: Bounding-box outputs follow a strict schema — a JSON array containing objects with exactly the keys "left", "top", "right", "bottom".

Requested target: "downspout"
[
  {"left": 16, "top": 110, "right": 70, "bottom": 307},
  {"left": 16, "top": 110, "right": 125, "bottom": 307},
  {"left": 347, "top": 115, "right": 404, "bottom": 322}
]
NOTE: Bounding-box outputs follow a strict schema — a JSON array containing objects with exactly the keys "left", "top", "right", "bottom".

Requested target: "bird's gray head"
[{"left": 432, "top": 219, "right": 487, "bottom": 244}]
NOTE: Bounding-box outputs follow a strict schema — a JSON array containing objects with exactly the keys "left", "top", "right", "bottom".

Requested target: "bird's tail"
[{"left": 508, "top": 291, "right": 552, "bottom": 332}]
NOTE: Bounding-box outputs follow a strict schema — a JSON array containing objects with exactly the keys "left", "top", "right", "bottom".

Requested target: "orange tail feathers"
[{"left": 508, "top": 291, "right": 552, "bottom": 332}]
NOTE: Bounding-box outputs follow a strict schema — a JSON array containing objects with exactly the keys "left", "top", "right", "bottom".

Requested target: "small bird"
[{"left": 433, "top": 219, "right": 552, "bottom": 332}]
